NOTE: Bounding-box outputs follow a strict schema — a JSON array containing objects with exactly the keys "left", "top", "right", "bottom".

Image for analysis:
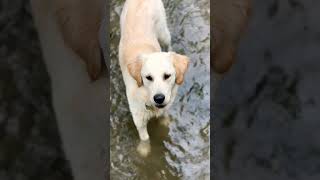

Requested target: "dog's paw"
[
  {"left": 159, "top": 116, "right": 171, "bottom": 127},
  {"left": 137, "top": 140, "right": 151, "bottom": 157}
]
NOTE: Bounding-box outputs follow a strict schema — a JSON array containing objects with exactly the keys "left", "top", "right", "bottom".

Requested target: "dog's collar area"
[
  {"left": 145, "top": 104, "right": 156, "bottom": 111},
  {"left": 155, "top": 104, "right": 166, "bottom": 108},
  {"left": 145, "top": 104, "right": 167, "bottom": 112}
]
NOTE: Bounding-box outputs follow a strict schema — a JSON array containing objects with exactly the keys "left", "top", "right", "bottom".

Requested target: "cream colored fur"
[{"left": 119, "top": 0, "right": 189, "bottom": 149}]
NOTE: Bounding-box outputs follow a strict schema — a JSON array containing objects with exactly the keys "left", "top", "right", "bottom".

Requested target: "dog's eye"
[
  {"left": 164, "top": 74, "right": 171, "bottom": 80},
  {"left": 146, "top": 75, "right": 153, "bottom": 81}
]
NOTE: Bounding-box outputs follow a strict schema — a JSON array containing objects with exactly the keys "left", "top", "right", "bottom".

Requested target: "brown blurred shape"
[{"left": 212, "top": 0, "right": 252, "bottom": 74}]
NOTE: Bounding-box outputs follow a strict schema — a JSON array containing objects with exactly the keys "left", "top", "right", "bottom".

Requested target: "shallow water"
[{"left": 110, "top": 0, "right": 210, "bottom": 179}]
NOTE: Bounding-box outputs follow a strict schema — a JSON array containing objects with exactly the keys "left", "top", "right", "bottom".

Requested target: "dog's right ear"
[
  {"left": 171, "top": 52, "right": 190, "bottom": 85},
  {"left": 53, "top": 0, "right": 105, "bottom": 81},
  {"left": 211, "top": 0, "right": 251, "bottom": 74},
  {"left": 127, "top": 55, "right": 145, "bottom": 87}
]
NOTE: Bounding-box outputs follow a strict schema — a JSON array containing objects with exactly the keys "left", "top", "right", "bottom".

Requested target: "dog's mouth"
[
  {"left": 145, "top": 104, "right": 167, "bottom": 111},
  {"left": 155, "top": 104, "right": 166, "bottom": 109}
]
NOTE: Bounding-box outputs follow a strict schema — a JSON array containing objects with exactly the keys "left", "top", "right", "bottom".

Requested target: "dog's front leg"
[
  {"left": 131, "top": 110, "right": 152, "bottom": 156},
  {"left": 131, "top": 111, "right": 150, "bottom": 141}
]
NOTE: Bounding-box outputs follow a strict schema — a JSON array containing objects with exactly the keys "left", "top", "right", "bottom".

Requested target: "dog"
[
  {"left": 119, "top": 0, "right": 189, "bottom": 144},
  {"left": 31, "top": 0, "right": 107, "bottom": 180}
]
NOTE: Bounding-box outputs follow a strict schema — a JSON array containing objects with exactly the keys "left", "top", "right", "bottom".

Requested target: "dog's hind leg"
[
  {"left": 159, "top": 112, "right": 171, "bottom": 127},
  {"left": 154, "top": 1, "right": 172, "bottom": 52},
  {"left": 157, "top": 24, "right": 172, "bottom": 52}
]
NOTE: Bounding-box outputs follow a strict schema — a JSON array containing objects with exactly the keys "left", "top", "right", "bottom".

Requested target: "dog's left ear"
[{"left": 171, "top": 52, "right": 190, "bottom": 85}]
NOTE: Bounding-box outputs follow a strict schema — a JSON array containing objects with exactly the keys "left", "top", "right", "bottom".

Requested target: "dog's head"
[{"left": 128, "top": 52, "right": 189, "bottom": 109}]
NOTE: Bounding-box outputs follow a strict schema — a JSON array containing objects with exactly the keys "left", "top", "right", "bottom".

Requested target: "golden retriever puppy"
[{"left": 119, "top": 0, "right": 189, "bottom": 148}]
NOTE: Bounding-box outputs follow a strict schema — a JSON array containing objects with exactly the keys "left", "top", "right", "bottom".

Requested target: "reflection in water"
[
  {"left": 137, "top": 140, "right": 151, "bottom": 157},
  {"left": 214, "top": 0, "right": 320, "bottom": 179},
  {"left": 110, "top": 0, "right": 210, "bottom": 179}
]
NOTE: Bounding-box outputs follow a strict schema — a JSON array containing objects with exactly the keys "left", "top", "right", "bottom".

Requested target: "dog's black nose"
[{"left": 154, "top": 94, "right": 165, "bottom": 104}]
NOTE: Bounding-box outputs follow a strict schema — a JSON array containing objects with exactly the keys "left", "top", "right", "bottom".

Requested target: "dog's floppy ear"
[
  {"left": 127, "top": 55, "right": 145, "bottom": 87},
  {"left": 211, "top": 0, "right": 251, "bottom": 74},
  {"left": 53, "top": 0, "right": 105, "bottom": 81},
  {"left": 171, "top": 52, "right": 190, "bottom": 85}
]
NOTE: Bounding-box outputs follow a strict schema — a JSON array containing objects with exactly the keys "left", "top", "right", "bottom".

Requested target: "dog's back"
[
  {"left": 120, "top": 0, "right": 155, "bottom": 37},
  {"left": 119, "top": 0, "right": 163, "bottom": 67}
]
